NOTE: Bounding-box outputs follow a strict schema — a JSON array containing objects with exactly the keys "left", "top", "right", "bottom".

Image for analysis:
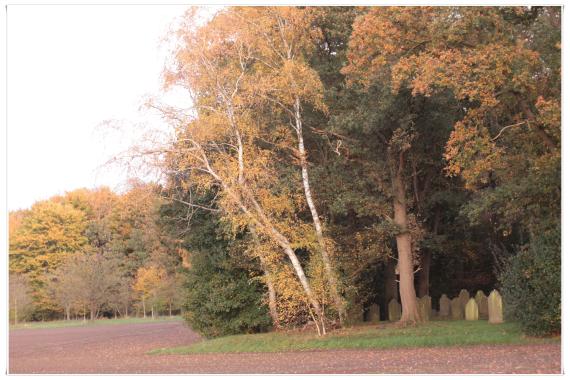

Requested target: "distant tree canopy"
[{"left": 9, "top": 183, "right": 185, "bottom": 322}]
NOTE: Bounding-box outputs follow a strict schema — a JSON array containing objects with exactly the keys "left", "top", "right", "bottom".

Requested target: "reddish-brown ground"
[{"left": 9, "top": 321, "right": 561, "bottom": 374}]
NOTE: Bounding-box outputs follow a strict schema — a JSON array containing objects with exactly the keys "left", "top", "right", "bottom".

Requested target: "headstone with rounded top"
[
  {"left": 488, "top": 290, "right": 503, "bottom": 324},
  {"left": 420, "top": 295, "right": 431, "bottom": 321},
  {"left": 367, "top": 303, "right": 380, "bottom": 323},
  {"left": 458, "top": 289, "right": 470, "bottom": 309},
  {"left": 451, "top": 297, "right": 464, "bottom": 320},
  {"left": 465, "top": 298, "right": 479, "bottom": 321},
  {"left": 475, "top": 290, "right": 488, "bottom": 319},
  {"left": 388, "top": 298, "right": 401, "bottom": 322},
  {"left": 439, "top": 294, "right": 451, "bottom": 318}
]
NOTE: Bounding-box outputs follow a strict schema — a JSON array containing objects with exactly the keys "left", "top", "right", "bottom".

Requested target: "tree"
[
  {"left": 9, "top": 273, "right": 32, "bottom": 324},
  {"left": 342, "top": 6, "right": 560, "bottom": 324},
  {"left": 158, "top": 7, "right": 336, "bottom": 334},
  {"left": 133, "top": 265, "right": 165, "bottom": 319},
  {"left": 9, "top": 200, "right": 88, "bottom": 318},
  {"left": 56, "top": 252, "right": 122, "bottom": 321}
]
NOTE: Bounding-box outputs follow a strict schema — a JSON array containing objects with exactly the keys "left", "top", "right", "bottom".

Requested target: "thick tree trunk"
[
  {"left": 90, "top": 305, "right": 96, "bottom": 321},
  {"left": 294, "top": 97, "right": 345, "bottom": 326},
  {"left": 66, "top": 305, "right": 71, "bottom": 321},
  {"left": 169, "top": 302, "right": 172, "bottom": 317},
  {"left": 142, "top": 298, "right": 146, "bottom": 318},
  {"left": 392, "top": 151, "right": 420, "bottom": 323},
  {"left": 151, "top": 305, "right": 155, "bottom": 320}
]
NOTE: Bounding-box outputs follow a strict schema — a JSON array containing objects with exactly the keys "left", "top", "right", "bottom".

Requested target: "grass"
[
  {"left": 10, "top": 315, "right": 183, "bottom": 330},
  {"left": 149, "top": 320, "right": 559, "bottom": 355}
]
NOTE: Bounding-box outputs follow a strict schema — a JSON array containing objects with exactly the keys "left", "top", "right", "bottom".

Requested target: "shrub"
[
  {"left": 500, "top": 225, "right": 560, "bottom": 336},
  {"left": 182, "top": 249, "right": 271, "bottom": 338}
]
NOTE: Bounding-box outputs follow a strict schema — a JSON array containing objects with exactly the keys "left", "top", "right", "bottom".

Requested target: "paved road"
[{"left": 9, "top": 321, "right": 561, "bottom": 374}]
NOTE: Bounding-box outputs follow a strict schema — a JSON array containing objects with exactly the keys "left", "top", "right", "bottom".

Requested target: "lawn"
[
  {"left": 150, "top": 320, "right": 559, "bottom": 355},
  {"left": 10, "top": 315, "right": 183, "bottom": 330}
]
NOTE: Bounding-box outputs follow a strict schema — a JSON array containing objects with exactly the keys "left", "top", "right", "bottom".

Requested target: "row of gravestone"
[
  {"left": 367, "top": 289, "right": 503, "bottom": 323},
  {"left": 438, "top": 289, "right": 503, "bottom": 323}
]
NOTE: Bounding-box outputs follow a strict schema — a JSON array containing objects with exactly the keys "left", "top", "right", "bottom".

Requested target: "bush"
[
  {"left": 500, "top": 225, "right": 560, "bottom": 336},
  {"left": 182, "top": 249, "right": 271, "bottom": 338}
]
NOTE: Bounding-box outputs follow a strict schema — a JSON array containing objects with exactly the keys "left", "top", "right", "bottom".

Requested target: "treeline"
[
  {"left": 151, "top": 6, "right": 560, "bottom": 337},
  {"left": 9, "top": 182, "right": 185, "bottom": 323}
]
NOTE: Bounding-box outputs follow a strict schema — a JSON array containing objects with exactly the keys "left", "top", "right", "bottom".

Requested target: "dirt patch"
[{"left": 9, "top": 321, "right": 561, "bottom": 374}]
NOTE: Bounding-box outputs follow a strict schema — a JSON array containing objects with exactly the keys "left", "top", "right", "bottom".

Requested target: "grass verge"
[
  {"left": 149, "top": 320, "right": 558, "bottom": 355},
  {"left": 10, "top": 316, "right": 183, "bottom": 330}
]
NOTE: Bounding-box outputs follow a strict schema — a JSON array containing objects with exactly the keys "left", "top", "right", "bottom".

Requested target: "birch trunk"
[
  {"left": 293, "top": 97, "right": 345, "bottom": 325},
  {"left": 217, "top": 169, "right": 326, "bottom": 334}
]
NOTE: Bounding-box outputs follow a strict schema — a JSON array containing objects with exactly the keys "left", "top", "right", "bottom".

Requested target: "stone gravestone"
[
  {"left": 388, "top": 298, "right": 401, "bottom": 322},
  {"left": 451, "top": 297, "right": 463, "bottom": 320},
  {"left": 488, "top": 290, "right": 503, "bottom": 324},
  {"left": 367, "top": 303, "right": 380, "bottom": 323},
  {"left": 465, "top": 298, "right": 479, "bottom": 321},
  {"left": 439, "top": 294, "right": 451, "bottom": 318},
  {"left": 419, "top": 295, "right": 431, "bottom": 321},
  {"left": 475, "top": 290, "right": 489, "bottom": 319},
  {"left": 458, "top": 289, "right": 470, "bottom": 310}
]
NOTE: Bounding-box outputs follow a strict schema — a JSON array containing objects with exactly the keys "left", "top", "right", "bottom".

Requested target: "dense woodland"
[{"left": 9, "top": 6, "right": 560, "bottom": 337}]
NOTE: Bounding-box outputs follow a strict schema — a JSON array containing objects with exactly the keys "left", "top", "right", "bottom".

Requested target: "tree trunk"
[
  {"left": 125, "top": 306, "right": 129, "bottom": 318},
  {"left": 66, "top": 305, "right": 71, "bottom": 321},
  {"left": 417, "top": 251, "right": 431, "bottom": 297},
  {"left": 294, "top": 96, "right": 345, "bottom": 326},
  {"left": 385, "top": 257, "right": 398, "bottom": 303},
  {"left": 142, "top": 298, "right": 146, "bottom": 318},
  {"left": 90, "top": 305, "right": 96, "bottom": 321},
  {"left": 151, "top": 305, "right": 155, "bottom": 320},
  {"left": 392, "top": 150, "right": 420, "bottom": 323},
  {"left": 169, "top": 302, "right": 172, "bottom": 317}
]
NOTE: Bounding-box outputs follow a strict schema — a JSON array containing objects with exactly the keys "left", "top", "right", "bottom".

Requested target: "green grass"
[
  {"left": 10, "top": 315, "right": 183, "bottom": 330},
  {"left": 150, "top": 320, "right": 559, "bottom": 355}
]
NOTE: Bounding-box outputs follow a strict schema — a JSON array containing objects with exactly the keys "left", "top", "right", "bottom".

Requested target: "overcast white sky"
[{"left": 7, "top": 5, "right": 193, "bottom": 211}]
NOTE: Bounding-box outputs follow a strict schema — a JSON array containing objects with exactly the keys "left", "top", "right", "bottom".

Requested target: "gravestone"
[
  {"left": 388, "top": 298, "right": 401, "bottom": 322},
  {"left": 475, "top": 290, "right": 489, "bottom": 319},
  {"left": 458, "top": 289, "right": 470, "bottom": 310},
  {"left": 367, "top": 303, "right": 380, "bottom": 323},
  {"left": 439, "top": 294, "right": 451, "bottom": 318},
  {"left": 488, "top": 290, "right": 503, "bottom": 324},
  {"left": 419, "top": 295, "right": 431, "bottom": 321},
  {"left": 451, "top": 297, "right": 463, "bottom": 320},
  {"left": 465, "top": 298, "right": 479, "bottom": 321}
]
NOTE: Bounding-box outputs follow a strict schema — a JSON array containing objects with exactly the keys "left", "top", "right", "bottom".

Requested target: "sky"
[{"left": 6, "top": 4, "right": 193, "bottom": 211}]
